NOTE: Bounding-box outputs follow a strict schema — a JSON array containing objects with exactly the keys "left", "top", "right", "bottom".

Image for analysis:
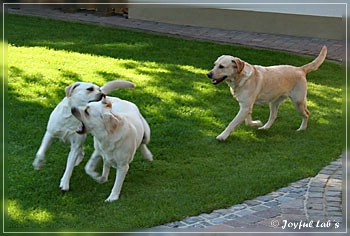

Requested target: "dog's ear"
[
  {"left": 232, "top": 58, "right": 245, "bottom": 74},
  {"left": 103, "top": 112, "right": 121, "bottom": 134},
  {"left": 102, "top": 97, "right": 112, "bottom": 109},
  {"left": 65, "top": 83, "right": 80, "bottom": 97}
]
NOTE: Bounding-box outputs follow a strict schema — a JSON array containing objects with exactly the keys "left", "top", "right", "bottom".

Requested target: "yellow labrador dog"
[
  {"left": 33, "top": 80, "right": 135, "bottom": 191},
  {"left": 71, "top": 96, "right": 153, "bottom": 202},
  {"left": 207, "top": 46, "right": 327, "bottom": 141}
]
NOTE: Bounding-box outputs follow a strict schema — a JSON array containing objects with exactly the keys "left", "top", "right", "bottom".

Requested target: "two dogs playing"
[
  {"left": 33, "top": 80, "right": 153, "bottom": 202},
  {"left": 34, "top": 46, "right": 327, "bottom": 202}
]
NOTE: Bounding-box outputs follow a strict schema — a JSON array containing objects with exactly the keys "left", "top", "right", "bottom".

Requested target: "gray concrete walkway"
[{"left": 7, "top": 6, "right": 346, "bottom": 234}]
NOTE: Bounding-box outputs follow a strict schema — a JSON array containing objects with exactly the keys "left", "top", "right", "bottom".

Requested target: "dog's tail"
[
  {"left": 101, "top": 80, "right": 135, "bottom": 94},
  {"left": 301, "top": 46, "right": 327, "bottom": 74}
]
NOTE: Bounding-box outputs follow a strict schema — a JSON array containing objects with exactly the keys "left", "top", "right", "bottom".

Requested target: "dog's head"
[
  {"left": 71, "top": 97, "right": 121, "bottom": 136},
  {"left": 207, "top": 55, "right": 245, "bottom": 85},
  {"left": 66, "top": 82, "right": 104, "bottom": 107},
  {"left": 66, "top": 80, "right": 135, "bottom": 107}
]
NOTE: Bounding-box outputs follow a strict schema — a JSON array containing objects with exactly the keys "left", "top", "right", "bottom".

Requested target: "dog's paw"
[
  {"left": 105, "top": 195, "right": 119, "bottom": 202},
  {"left": 32, "top": 158, "right": 45, "bottom": 170},
  {"left": 253, "top": 120, "right": 263, "bottom": 127},
  {"left": 216, "top": 133, "right": 228, "bottom": 141},
  {"left": 59, "top": 182, "right": 70, "bottom": 192},
  {"left": 258, "top": 125, "right": 270, "bottom": 130},
  {"left": 87, "top": 170, "right": 100, "bottom": 179},
  {"left": 95, "top": 176, "right": 108, "bottom": 184}
]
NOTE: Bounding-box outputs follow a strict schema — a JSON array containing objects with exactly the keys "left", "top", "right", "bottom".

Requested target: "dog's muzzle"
[
  {"left": 71, "top": 107, "right": 87, "bottom": 134},
  {"left": 207, "top": 72, "right": 228, "bottom": 85},
  {"left": 88, "top": 93, "right": 106, "bottom": 103}
]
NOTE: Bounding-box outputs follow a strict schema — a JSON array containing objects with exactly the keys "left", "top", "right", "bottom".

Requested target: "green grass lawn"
[{"left": 5, "top": 14, "right": 344, "bottom": 231}]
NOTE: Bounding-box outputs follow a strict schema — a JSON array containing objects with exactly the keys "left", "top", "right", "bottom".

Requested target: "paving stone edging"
[{"left": 151, "top": 156, "right": 343, "bottom": 232}]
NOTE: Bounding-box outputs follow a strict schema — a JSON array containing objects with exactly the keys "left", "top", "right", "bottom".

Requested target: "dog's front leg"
[
  {"left": 85, "top": 149, "right": 102, "bottom": 180},
  {"left": 59, "top": 142, "right": 82, "bottom": 191},
  {"left": 105, "top": 164, "right": 129, "bottom": 202},
  {"left": 96, "top": 160, "right": 110, "bottom": 184},
  {"left": 245, "top": 114, "right": 262, "bottom": 127},
  {"left": 216, "top": 105, "right": 250, "bottom": 141}
]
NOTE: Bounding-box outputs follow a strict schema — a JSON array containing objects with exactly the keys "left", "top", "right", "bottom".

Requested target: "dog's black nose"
[{"left": 207, "top": 72, "right": 213, "bottom": 78}]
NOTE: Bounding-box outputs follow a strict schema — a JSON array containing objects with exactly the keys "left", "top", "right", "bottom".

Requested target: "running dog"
[{"left": 207, "top": 46, "right": 327, "bottom": 141}]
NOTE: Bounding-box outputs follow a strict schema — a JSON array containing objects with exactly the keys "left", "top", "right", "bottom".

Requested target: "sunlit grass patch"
[{"left": 6, "top": 13, "right": 344, "bottom": 231}]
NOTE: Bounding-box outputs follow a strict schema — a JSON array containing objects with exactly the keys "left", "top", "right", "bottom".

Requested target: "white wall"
[{"left": 128, "top": 0, "right": 345, "bottom": 18}]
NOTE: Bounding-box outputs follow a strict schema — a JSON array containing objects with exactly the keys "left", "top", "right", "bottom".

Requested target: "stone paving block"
[
  {"left": 250, "top": 204, "right": 270, "bottom": 212},
  {"left": 325, "top": 196, "right": 341, "bottom": 202},
  {"left": 165, "top": 221, "right": 187, "bottom": 228},
  {"left": 253, "top": 208, "right": 281, "bottom": 218},
  {"left": 255, "top": 195, "right": 274, "bottom": 202},
  {"left": 199, "top": 212, "right": 221, "bottom": 220},
  {"left": 281, "top": 199, "right": 304, "bottom": 209},
  {"left": 224, "top": 213, "right": 240, "bottom": 220},
  {"left": 235, "top": 208, "right": 256, "bottom": 217},
  {"left": 327, "top": 201, "right": 341, "bottom": 207},
  {"left": 307, "top": 203, "right": 324, "bottom": 210},
  {"left": 310, "top": 182, "right": 326, "bottom": 188},
  {"left": 276, "top": 196, "right": 294, "bottom": 203},
  {"left": 281, "top": 208, "right": 304, "bottom": 215},
  {"left": 183, "top": 216, "right": 204, "bottom": 225},
  {"left": 308, "top": 187, "right": 324, "bottom": 192},
  {"left": 228, "top": 204, "right": 247, "bottom": 211},
  {"left": 327, "top": 211, "right": 342, "bottom": 217},
  {"left": 307, "top": 197, "right": 323, "bottom": 204},
  {"left": 308, "top": 192, "right": 323, "bottom": 198},
  {"left": 213, "top": 208, "right": 233, "bottom": 215},
  {"left": 237, "top": 214, "right": 264, "bottom": 224},
  {"left": 244, "top": 200, "right": 261, "bottom": 206},
  {"left": 263, "top": 200, "right": 279, "bottom": 207},
  {"left": 326, "top": 206, "right": 341, "bottom": 212},
  {"left": 224, "top": 219, "right": 251, "bottom": 228},
  {"left": 325, "top": 191, "right": 341, "bottom": 197}
]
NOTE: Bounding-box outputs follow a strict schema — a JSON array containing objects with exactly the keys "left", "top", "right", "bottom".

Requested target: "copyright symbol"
[{"left": 271, "top": 220, "right": 279, "bottom": 228}]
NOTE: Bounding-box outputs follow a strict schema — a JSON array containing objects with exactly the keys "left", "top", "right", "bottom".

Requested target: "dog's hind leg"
[
  {"left": 259, "top": 97, "right": 285, "bottom": 130},
  {"left": 33, "top": 132, "right": 54, "bottom": 170},
  {"left": 294, "top": 99, "right": 309, "bottom": 131},
  {"left": 291, "top": 80, "right": 309, "bottom": 131}
]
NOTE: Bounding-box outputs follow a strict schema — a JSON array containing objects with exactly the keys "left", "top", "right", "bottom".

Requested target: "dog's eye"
[
  {"left": 87, "top": 87, "right": 94, "bottom": 92},
  {"left": 84, "top": 108, "right": 89, "bottom": 116},
  {"left": 219, "top": 65, "right": 224, "bottom": 69}
]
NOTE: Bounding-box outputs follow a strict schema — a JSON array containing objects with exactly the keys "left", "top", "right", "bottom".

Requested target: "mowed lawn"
[{"left": 5, "top": 14, "right": 344, "bottom": 231}]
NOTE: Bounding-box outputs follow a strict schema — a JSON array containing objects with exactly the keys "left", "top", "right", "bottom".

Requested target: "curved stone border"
[
  {"left": 152, "top": 155, "right": 343, "bottom": 232},
  {"left": 306, "top": 158, "right": 343, "bottom": 223}
]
